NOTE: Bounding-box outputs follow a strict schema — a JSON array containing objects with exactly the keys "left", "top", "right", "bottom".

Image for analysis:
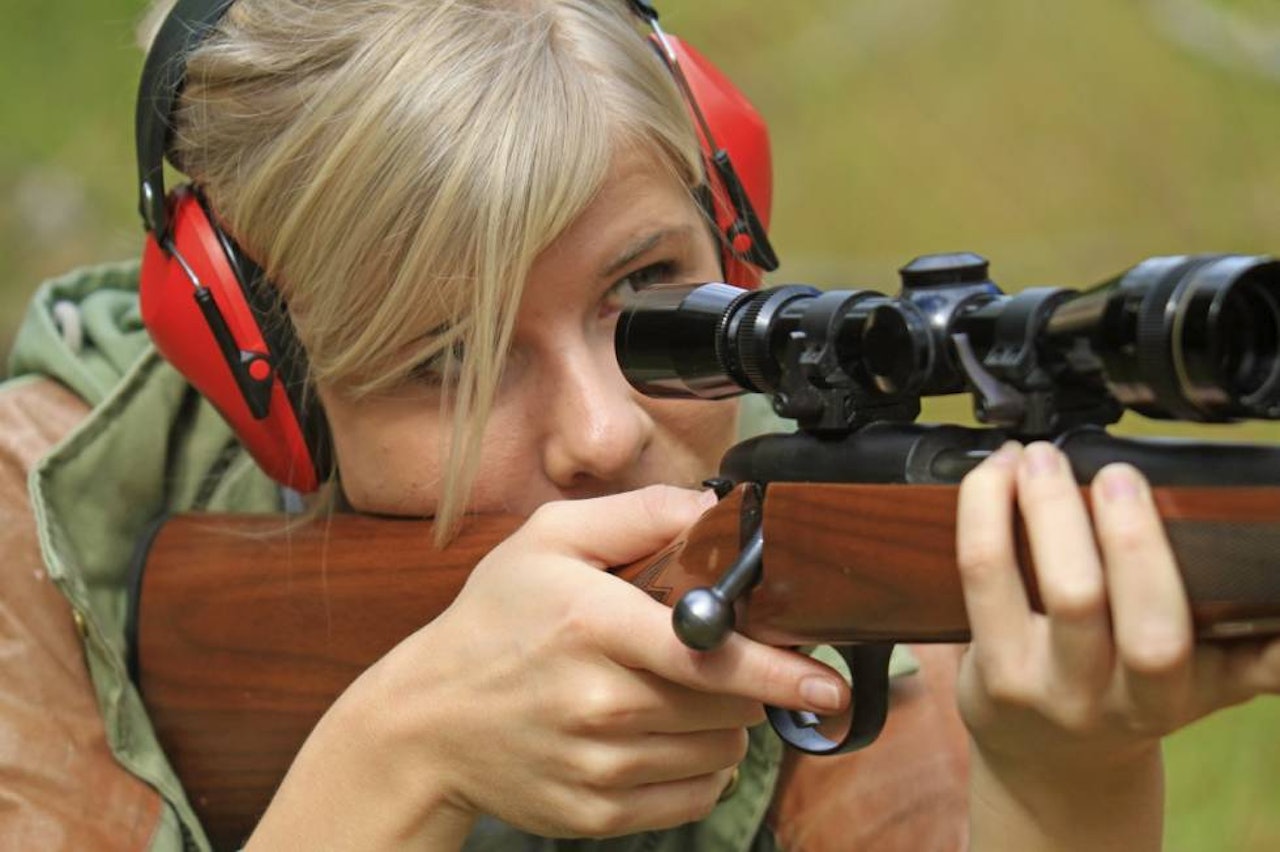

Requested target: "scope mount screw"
[{"left": 899, "top": 252, "right": 990, "bottom": 289}]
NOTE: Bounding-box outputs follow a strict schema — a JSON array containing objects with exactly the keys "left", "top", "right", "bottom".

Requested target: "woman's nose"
[{"left": 539, "top": 346, "right": 653, "bottom": 490}]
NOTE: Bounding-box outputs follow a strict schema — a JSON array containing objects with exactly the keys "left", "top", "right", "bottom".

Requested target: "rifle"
[{"left": 129, "top": 252, "right": 1280, "bottom": 849}]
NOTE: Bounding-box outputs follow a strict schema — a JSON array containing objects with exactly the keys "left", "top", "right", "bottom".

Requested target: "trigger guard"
[{"left": 765, "top": 643, "right": 894, "bottom": 755}]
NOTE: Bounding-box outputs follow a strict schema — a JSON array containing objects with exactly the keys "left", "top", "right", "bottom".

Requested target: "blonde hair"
[{"left": 143, "top": 0, "right": 704, "bottom": 537}]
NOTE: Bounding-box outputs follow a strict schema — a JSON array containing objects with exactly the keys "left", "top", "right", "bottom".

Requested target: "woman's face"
[{"left": 319, "top": 147, "right": 740, "bottom": 518}]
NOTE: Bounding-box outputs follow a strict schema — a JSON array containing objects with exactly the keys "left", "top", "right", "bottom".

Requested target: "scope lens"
[
  {"left": 1215, "top": 273, "right": 1279, "bottom": 401},
  {"left": 1053, "top": 255, "right": 1280, "bottom": 420},
  {"left": 1174, "top": 259, "right": 1280, "bottom": 417}
]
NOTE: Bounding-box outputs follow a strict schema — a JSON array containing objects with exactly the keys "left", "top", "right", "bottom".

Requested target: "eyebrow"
[{"left": 601, "top": 226, "right": 691, "bottom": 278}]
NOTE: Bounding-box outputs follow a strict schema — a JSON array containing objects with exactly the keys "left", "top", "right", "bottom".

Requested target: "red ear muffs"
[
  {"left": 138, "top": 187, "right": 330, "bottom": 491},
  {"left": 665, "top": 34, "right": 777, "bottom": 289},
  {"left": 136, "top": 0, "right": 330, "bottom": 493}
]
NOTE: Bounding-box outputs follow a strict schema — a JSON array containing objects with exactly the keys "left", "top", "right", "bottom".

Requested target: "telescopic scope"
[{"left": 615, "top": 253, "right": 1280, "bottom": 432}]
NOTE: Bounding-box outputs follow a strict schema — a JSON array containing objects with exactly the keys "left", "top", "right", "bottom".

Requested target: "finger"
[
  {"left": 1215, "top": 638, "right": 1280, "bottom": 699},
  {"left": 633, "top": 767, "right": 738, "bottom": 825},
  {"left": 566, "top": 728, "right": 749, "bottom": 789},
  {"left": 562, "top": 668, "right": 766, "bottom": 735},
  {"left": 1018, "top": 443, "right": 1112, "bottom": 706},
  {"left": 1093, "top": 464, "right": 1195, "bottom": 721},
  {"left": 956, "top": 443, "right": 1034, "bottom": 670},
  {"left": 524, "top": 485, "right": 716, "bottom": 568},
  {"left": 598, "top": 598, "right": 850, "bottom": 715},
  {"left": 565, "top": 768, "right": 735, "bottom": 837},
  {"left": 1131, "top": 636, "right": 1280, "bottom": 743},
  {"left": 629, "top": 673, "right": 768, "bottom": 733}
]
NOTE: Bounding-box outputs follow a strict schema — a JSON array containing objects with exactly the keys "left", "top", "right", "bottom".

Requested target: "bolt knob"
[{"left": 673, "top": 588, "right": 736, "bottom": 650}]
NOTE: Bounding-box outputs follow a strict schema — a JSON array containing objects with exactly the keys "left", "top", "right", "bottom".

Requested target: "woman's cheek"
[
  {"left": 652, "top": 398, "right": 739, "bottom": 470},
  {"left": 336, "top": 435, "right": 447, "bottom": 517},
  {"left": 321, "top": 392, "right": 452, "bottom": 517}
]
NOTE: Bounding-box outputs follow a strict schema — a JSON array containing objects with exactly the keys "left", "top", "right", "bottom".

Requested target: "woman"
[{"left": 4, "top": 0, "right": 1277, "bottom": 849}]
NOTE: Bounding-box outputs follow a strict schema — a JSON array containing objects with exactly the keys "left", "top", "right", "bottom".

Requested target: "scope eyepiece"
[{"left": 615, "top": 282, "right": 819, "bottom": 399}]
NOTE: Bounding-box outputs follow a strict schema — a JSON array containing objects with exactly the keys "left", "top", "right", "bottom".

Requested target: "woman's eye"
[
  {"left": 603, "top": 261, "right": 676, "bottom": 314},
  {"left": 409, "top": 341, "right": 466, "bottom": 385}
]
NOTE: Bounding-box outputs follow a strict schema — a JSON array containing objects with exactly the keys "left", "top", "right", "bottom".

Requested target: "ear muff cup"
[{"left": 138, "top": 187, "right": 330, "bottom": 491}]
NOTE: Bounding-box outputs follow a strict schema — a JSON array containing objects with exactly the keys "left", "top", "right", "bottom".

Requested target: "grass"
[
  {"left": 2, "top": 1, "right": 1277, "bottom": 848},
  {"left": 0, "top": 0, "right": 145, "bottom": 346}
]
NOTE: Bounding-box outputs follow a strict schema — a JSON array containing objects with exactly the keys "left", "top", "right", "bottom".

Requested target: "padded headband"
[{"left": 136, "top": 0, "right": 236, "bottom": 243}]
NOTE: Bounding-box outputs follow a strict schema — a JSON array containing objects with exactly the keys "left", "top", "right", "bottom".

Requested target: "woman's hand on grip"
[{"left": 310, "top": 485, "right": 849, "bottom": 846}]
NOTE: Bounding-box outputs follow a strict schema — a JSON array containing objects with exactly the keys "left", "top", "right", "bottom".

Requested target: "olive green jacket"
[{"left": 7, "top": 262, "right": 802, "bottom": 851}]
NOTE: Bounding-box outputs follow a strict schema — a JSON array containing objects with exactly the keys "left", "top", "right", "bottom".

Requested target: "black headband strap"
[
  {"left": 135, "top": 0, "right": 235, "bottom": 243},
  {"left": 629, "top": 3, "right": 780, "bottom": 271},
  {"left": 627, "top": 0, "right": 660, "bottom": 22}
]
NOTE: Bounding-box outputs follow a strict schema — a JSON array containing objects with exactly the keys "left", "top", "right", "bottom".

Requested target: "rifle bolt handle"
[{"left": 673, "top": 587, "right": 735, "bottom": 650}]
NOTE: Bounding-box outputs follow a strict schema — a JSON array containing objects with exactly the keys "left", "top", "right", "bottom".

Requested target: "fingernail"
[
  {"left": 1023, "top": 442, "right": 1060, "bottom": 477},
  {"left": 1099, "top": 465, "right": 1140, "bottom": 502},
  {"left": 800, "top": 676, "right": 845, "bottom": 713},
  {"left": 987, "top": 441, "right": 1022, "bottom": 468},
  {"left": 717, "top": 766, "right": 742, "bottom": 802}
]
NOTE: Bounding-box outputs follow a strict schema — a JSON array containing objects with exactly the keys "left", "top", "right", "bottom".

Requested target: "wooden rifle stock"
[{"left": 133, "top": 483, "right": 1280, "bottom": 848}]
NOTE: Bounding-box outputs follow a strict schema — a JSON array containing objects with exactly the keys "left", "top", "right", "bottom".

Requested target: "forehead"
[{"left": 531, "top": 146, "right": 705, "bottom": 275}]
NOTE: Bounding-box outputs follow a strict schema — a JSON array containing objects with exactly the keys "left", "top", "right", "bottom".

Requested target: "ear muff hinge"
[
  {"left": 633, "top": 5, "right": 780, "bottom": 284},
  {"left": 193, "top": 287, "right": 275, "bottom": 420},
  {"left": 627, "top": 0, "right": 660, "bottom": 22},
  {"left": 135, "top": 0, "right": 237, "bottom": 243},
  {"left": 712, "top": 150, "right": 779, "bottom": 271}
]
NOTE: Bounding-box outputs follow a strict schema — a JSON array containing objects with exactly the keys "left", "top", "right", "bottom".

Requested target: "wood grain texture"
[
  {"left": 742, "top": 483, "right": 1280, "bottom": 644},
  {"left": 138, "top": 512, "right": 519, "bottom": 848},
  {"left": 139, "top": 492, "right": 748, "bottom": 847}
]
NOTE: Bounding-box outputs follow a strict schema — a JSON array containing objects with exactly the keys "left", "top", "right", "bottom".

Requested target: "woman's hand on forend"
[{"left": 954, "top": 441, "right": 1280, "bottom": 842}]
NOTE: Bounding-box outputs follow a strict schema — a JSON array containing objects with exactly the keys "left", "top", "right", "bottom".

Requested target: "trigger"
[
  {"left": 764, "top": 642, "right": 894, "bottom": 755},
  {"left": 787, "top": 710, "right": 822, "bottom": 729}
]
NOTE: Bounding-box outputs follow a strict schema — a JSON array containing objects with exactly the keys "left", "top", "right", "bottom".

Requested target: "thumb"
[{"left": 521, "top": 485, "right": 716, "bottom": 568}]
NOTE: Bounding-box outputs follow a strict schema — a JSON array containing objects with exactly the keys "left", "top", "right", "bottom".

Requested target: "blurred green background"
[{"left": 2, "top": 0, "right": 1277, "bottom": 848}]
